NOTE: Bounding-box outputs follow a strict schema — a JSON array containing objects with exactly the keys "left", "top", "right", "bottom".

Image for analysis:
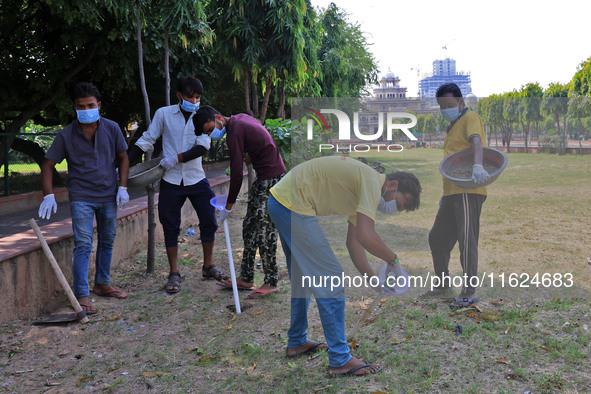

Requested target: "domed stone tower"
[{"left": 373, "top": 69, "right": 407, "bottom": 99}]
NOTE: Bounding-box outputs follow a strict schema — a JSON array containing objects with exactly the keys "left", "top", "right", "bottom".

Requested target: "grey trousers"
[{"left": 428, "top": 193, "right": 486, "bottom": 294}]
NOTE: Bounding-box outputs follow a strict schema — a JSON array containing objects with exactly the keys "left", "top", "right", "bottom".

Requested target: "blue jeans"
[
  {"left": 267, "top": 195, "right": 351, "bottom": 368},
  {"left": 70, "top": 201, "right": 117, "bottom": 298}
]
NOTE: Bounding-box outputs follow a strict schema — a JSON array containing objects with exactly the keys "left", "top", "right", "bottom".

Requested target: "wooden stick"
[
  {"left": 29, "top": 219, "right": 89, "bottom": 323},
  {"left": 346, "top": 295, "right": 382, "bottom": 341}
]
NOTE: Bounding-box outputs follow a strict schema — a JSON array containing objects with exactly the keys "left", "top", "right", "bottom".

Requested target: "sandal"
[
  {"left": 202, "top": 264, "right": 228, "bottom": 282},
  {"left": 165, "top": 272, "right": 182, "bottom": 294}
]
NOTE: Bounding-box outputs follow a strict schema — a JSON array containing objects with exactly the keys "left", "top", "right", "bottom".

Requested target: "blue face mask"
[
  {"left": 441, "top": 107, "right": 460, "bottom": 122},
  {"left": 181, "top": 99, "right": 199, "bottom": 113},
  {"left": 377, "top": 188, "right": 398, "bottom": 214},
  {"left": 76, "top": 108, "right": 100, "bottom": 124},
  {"left": 210, "top": 120, "right": 226, "bottom": 140}
]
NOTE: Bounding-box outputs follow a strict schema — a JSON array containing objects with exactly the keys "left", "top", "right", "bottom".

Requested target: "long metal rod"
[{"left": 223, "top": 218, "right": 241, "bottom": 314}]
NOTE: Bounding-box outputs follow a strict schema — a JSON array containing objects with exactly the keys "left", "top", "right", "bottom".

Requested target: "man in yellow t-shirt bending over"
[
  {"left": 428, "top": 83, "right": 490, "bottom": 309},
  {"left": 268, "top": 155, "right": 422, "bottom": 377}
]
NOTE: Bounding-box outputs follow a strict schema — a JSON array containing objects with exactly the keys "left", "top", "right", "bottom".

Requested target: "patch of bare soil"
[{"left": 0, "top": 201, "right": 300, "bottom": 393}]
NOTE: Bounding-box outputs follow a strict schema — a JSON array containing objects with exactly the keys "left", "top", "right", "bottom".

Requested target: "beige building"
[{"left": 357, "top": 71, "right": 438, "bottom": 136}]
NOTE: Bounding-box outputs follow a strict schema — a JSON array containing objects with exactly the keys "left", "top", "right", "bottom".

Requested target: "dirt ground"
[
  {"left": 0, "top": 196, "right": 288, "bottom": 392},
  {"left": 1, "top": 150, "right": 590, "bottom": 393}
]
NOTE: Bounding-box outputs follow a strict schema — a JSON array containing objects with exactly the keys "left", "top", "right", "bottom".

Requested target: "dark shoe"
[
  {"left": 165, "top": 272, "right": 182, "bottom": 294},
  {"left": 202, "top": 264, "right": 228, "bottom": 282}
]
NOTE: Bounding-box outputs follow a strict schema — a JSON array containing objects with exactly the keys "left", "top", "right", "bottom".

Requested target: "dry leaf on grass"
[
  {"left": 561, "top": 321, "right": 578, "bottom": 329},
  {"left": 529, "top": 341, "right": 550, "bottom": 352},
  {"left": 195, "top": 355, "right": 217, "bottom": 366},
  {"left": 469, "top": 305, "right": 484, "bottom": 313},
  {"left": 76, "top": 376, "right": 93, "bottom": 387},
  {"left": 12, "top": 369, "right": 34, "bottom": 376},
  {"left": 249, "top": 311, "right": 265, "bottom": 316},
  {"left": 493, "top": 358, "right": 511, "bottom": 364},
  {"left": 348, "top": 341, "right": 360, "bottom": 349},
  {"left": 101, "top": 311, "right": 123, "bottom": 322},
  {"left": 491, "top": 299, "right": 505, "bottom": 306},
  {"left": 391, "top": 334, "right": 412, "bottom": 345},
  {"left": 313, "top": 385, "right": 333, "bottom": 392}
]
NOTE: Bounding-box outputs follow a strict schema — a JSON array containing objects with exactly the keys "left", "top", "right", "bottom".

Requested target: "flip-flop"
[
  {"left": 329, "top": 361, "right": 382, "bottom": 377},
  {"left": 247, "top": 288, "right": 280, "bottom": 299},
  {"left": 92, "top": 287, "right": 127, "bottom": 299},
  {"left": 286, "top": 341, "right": 328, "bottom": 357},
  {"left": 78, "top": 302, "right": 97, "bottom": 315},
  {"left": 449, "top": 295, "right": 479, "bottom": 310},
  {"left": 216, "top": 282, "right": 253, "bottom": 291}
]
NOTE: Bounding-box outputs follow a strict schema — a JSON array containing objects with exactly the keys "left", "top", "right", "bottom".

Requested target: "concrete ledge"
[
  {"left": 0, "top": 172, "right": 246, "bottom": 323},
  {"left": 0, "top": 188, "right": 69, "bottom": 217}
]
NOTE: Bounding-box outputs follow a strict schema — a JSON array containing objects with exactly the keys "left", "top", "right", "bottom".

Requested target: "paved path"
[{"left": 0, "top": 167, "right": 228, "bottom": 238}]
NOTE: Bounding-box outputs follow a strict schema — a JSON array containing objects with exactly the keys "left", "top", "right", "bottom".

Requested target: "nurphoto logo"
[{"left": 304, "top": 107, "right": 418, "bottom": 153}]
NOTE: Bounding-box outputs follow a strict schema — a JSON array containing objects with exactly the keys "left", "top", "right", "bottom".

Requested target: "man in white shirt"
[{"left": 128, "top": 77, "right": 227, "bottom": 293}]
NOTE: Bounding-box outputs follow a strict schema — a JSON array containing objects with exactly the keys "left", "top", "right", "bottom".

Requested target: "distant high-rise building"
[{"left": 419, "top": 58, "right": 472, "bottom": 98}]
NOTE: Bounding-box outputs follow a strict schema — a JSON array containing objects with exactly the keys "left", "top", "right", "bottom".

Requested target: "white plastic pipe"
[{"left": 223, "top": 218, "right": 241, "bottom": 314}]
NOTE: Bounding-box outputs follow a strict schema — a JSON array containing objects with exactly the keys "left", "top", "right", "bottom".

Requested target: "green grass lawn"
[
  {"left": 0, "top": 161, "right": 68, "bottom": 174},
  {"left": 2, "top": 148, "right": 590, "bottom": 393}
]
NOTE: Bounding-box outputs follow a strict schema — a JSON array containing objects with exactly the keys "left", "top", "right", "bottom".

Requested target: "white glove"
[
  {"left": 471, "top": 164, "right": 490, "bottom": 184},
  {"left": 387, "top": 260, "right": 405, "bottom": 279},
  {"left": 38, "top": 193, "right": 58, "bottom": 220},
  {"left": 160, "top": 155, "right": 179, "bottom": 170},
  {"left": 116, "top": 186, "right": 129, "bottom": 209},
  {"left": 219, "top": 207, "right": 232, "bottom": 222}
]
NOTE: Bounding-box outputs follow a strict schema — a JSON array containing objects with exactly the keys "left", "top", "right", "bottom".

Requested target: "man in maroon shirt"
[{"left": 193, "top": 106, "right": 286, "bottom": 298}]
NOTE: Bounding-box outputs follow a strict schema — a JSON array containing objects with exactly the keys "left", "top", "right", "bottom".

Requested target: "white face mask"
[
  {"left": 377, "top": 187, "right": 398, "bottom": 214},
  {"left": 441, "top": 106, "right": 460, "bottom": 122}
]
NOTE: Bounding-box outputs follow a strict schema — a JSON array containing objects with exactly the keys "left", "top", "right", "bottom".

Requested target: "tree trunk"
[
  {"left": 506, "top": 124, "right": 512, "bottom": 153},
  {"left": 259, "top": 76, "right": 272, "bottom": 124},
  {"left": 251, "top": 79, "right": 259, "bottom": 119},
  {"left": 137, "top": 4, "right": 151, "bottom": 128},
  {"left": 164, "top": 29, "right": 171, "bottom": 107},
  {"left": 244, "top": 72, "right": 252, "bottom": 116},
  {"left": 276, "top": 84, "right": 286, "bottom": 120},
  {"left": 136, "top": 2, "right": 155, "bottom": 273},
  {"left": 521, "top": 122, "right": 529, "bottom": 153}
]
